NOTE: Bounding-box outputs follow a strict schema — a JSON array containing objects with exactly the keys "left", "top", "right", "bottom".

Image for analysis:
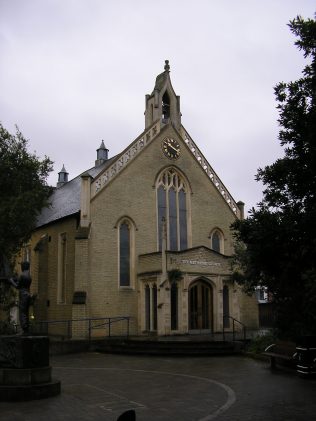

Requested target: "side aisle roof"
[{"left": 36, "top": 158, "right": 116, "bottom": 228}]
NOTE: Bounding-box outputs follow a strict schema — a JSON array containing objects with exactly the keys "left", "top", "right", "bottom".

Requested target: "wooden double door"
[{"left": 189, "top": 280, "right": 213, "bottom": 330}]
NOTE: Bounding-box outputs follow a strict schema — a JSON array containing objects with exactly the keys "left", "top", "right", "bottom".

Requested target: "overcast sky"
[{"left": 1, "top": 0, "right": 315, "bottom": 214}]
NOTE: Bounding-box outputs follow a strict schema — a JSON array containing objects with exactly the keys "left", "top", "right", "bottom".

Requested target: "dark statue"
[
  {"left": 0, "top": 260, "right": 61, "bottom": 401},
  {"left": 117, "top": 410, "right": 136, "bottom": 421},
  {"left": 9, "top": 261, "right": 32, "bottom": 334}
]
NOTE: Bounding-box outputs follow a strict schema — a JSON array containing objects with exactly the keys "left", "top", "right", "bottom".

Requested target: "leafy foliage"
[
  {"left": 0, "top": 124, "right": 52, "bottom": 328},
  {"left": 0, "top": 124, "right": 53, "bottom": 266},
  {"left": 232, "top": 15, "right": 316, "bottom": 339},
  {"left": 168, "top": 269, "right": 183, "bottom": 283},
  {"left": 246, "top": 333, "right": 276, "bottom": 354},
  {"left": 0, "top": 280, "right": 17, "bottom": 334}
]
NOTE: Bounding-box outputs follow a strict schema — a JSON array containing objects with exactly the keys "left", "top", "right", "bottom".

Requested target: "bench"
[{"left": 263, "top": 341, "right": 297, "bottom": 370}]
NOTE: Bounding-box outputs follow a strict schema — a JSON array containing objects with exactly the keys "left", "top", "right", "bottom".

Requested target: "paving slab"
[{"left": 0, "top": 352, "right": 315, "bottom": 420}]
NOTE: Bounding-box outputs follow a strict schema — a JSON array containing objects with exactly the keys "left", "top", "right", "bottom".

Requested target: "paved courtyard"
[{"left": 0, "top": 352, "right": 315, "bottom": 420}]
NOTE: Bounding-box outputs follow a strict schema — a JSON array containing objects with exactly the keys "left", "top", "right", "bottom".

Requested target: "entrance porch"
[{"left": 138, "top": 246, "right": 240, "bottom": 337}]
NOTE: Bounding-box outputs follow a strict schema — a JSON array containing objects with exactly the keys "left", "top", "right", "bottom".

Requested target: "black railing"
[
  {"left": 87, "top": 316, "right": 131, "bottom": 341},
  {"left": 222, "top": 316, "right": 246, "bottom": 341},
  {"left": 29, "top": 316, "right": 132, "bottom": 340}
]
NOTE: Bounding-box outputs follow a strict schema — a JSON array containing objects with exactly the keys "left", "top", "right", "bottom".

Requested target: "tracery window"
[{"left": 157, "top": 168, "right": 188, "bottom": 251}]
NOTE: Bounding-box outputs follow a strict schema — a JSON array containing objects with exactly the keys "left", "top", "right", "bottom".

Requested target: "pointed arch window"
[
  {"left": 157, "top": 168, "right": 189, "bottom": 251},
  {"left": 210, "top": 229, "right": 224, "bottom": 254},
  {"left": 118, "top": 219, "right": 135, "bottom": 287},
  {"left": 58, "top": 233, "right": 67, "bottom": 304},
  {"left": 144, "top": 282, "right": 158, "bottom": 332}
]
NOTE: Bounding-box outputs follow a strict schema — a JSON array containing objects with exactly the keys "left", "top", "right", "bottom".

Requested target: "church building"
[{"left": 28, "top": 61, "right": 259, "bottom": 338}]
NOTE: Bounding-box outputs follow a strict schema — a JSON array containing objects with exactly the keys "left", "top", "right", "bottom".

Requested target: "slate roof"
[{"left": 36, "top": 157, "right": 116, "bottom": 228}]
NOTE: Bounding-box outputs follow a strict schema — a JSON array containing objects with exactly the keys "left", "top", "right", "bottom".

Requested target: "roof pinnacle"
[
  {"left": 99, "top": 140, "right": 106, "bottom": 149},
  {"left": 164, "top": 60, "right": 170, "bottom": 72},
  {"left": 60, "top": 164, "right": 67, "bottom": 173}
]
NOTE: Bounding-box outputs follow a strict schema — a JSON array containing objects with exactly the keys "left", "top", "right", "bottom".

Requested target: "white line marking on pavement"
[{"left": 55, "top": 366, "right": 236, "bottom": 420}]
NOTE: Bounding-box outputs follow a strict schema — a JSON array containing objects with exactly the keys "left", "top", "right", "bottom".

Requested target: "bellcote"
[
  {"left": 57, "top": 164, "right": 69, "bottom": 188},
  {"left": 145, "top": 60, "right": 181, "bottom": 131},
  {"left": 95, "top": 140, "right": 109, "bottom": 166}
]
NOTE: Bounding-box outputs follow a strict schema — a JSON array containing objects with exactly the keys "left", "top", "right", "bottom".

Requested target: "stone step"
[{"left": 95, "top": 339, "right": 244, "bottom": 356}]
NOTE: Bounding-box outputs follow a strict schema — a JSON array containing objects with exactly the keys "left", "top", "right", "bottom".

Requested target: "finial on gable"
[{"left": 164, "top": 60, "right": 170, "bottom": 72}]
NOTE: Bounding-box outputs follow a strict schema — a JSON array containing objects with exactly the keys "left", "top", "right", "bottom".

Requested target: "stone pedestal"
[{"left": 0, "top": 336, "right": 61, "bottom": 401}]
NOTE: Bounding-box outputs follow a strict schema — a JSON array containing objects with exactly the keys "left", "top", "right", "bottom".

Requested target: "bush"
[
  {"left": 0, "top": 279, "right": 17, "bottom": 334},
  {"left": 0, "top": 320, "right": 16, "bottom": 335},
  {"left": 247, "top": 333, "right": 276, "bottom": 354}
]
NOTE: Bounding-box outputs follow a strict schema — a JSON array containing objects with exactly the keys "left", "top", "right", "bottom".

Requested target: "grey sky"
[{"left": 1, "top": 0, "right": 315, "bottom": 214}]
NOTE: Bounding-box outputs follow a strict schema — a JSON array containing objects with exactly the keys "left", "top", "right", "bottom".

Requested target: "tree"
[
  {"left": 0, "top": 123, "right": 53, "bottom": 272},
  {"left": 232, "top": 15, "right": 316, "bottom": 339}
]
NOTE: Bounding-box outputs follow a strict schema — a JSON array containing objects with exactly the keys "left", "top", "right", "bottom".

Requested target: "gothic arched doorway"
[{"left": 189, "top": 280, "right": 213, "bottom": 331}]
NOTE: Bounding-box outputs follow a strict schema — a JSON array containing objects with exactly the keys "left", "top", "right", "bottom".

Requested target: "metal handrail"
[
  {"left": 87, "top": 316, "right": 131, "bottom": 341},
  {"left": 222, "top": 316, "right": 246, "bottom": 341},
  {"left": 30, "top": 316, "right": 132, "bottom": 340}
]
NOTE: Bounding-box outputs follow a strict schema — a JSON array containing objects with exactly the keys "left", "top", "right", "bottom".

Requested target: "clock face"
[{"left": 162, "top": 137, "right": 181, "bottom": 160}]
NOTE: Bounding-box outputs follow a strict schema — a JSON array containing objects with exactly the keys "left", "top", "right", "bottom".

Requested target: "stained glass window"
[
  {"left": 169, "top": 188, "right": 177, "bottom": 250},
  {"left": 157, "top": 185, "right": 167, "bottom": 250},
  {"left": 179, "top": 189, "right": 187, "bottom": 250},
  {"left": 157, "top": 168, "right": 188, "bottom": 251}
]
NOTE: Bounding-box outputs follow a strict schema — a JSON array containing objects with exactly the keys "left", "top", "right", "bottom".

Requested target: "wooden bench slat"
[
  {"left": 264, "top": 352, "right": 294, "bottom": 360},
  {"left": 263, "top": 341, "right": 297, "bottom": 369}
]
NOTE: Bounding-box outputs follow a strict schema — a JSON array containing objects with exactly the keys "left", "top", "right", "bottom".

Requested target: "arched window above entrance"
[
  {"left": 156, "top": 167, "right": 190, "bottom": 251},
  {"left": 209, "top": 229, "right": 224, "bottom": 254}
]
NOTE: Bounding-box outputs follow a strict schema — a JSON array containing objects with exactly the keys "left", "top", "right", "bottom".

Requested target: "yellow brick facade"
[{"left": 25, "top": 62, "right": 258, "bottom": 338}]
